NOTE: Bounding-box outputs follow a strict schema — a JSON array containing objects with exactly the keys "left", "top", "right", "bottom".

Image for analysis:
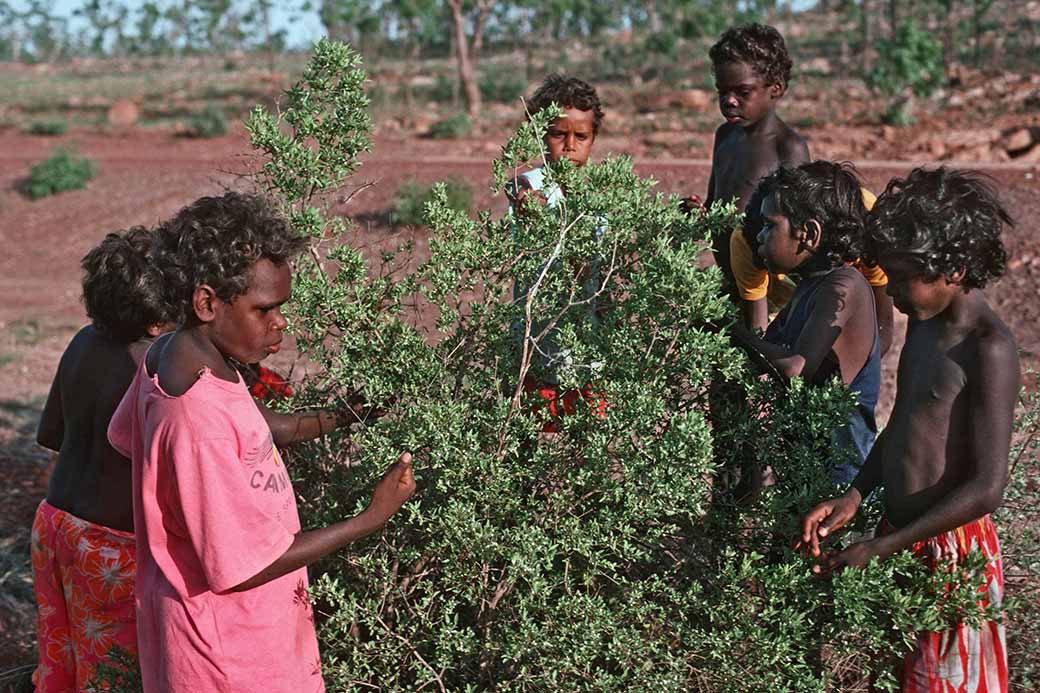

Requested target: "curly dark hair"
[
  {"left": 709, "top": 23, "right": 792, "bottom": 90},
  {"left": 866, "top": 167, "right": 1011, "bottom": 289},
  {"left": 755, "top": 160, "right": 869, "bottom": 270},
  {"left": 528, "top": 74, "right": 604, "bottom": 134},
  {"left": 81, "top": 226, "right": 172, "bottom": 343},
  {"left": 155, "top": 192, "right": 308, "bottom": 324}
]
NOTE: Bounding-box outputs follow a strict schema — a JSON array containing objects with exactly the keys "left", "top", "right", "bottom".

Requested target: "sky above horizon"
[{"left": 15, "top": 0, "right": 327, "bottom": 50}]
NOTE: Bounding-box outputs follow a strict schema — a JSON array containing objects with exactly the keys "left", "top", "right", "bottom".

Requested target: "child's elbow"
[
  {"left": 975, "top": 476, "right": 1008, "bottom": 515},
  {"left": 777, "top": 356, "right": 808, "bottom": 380}
]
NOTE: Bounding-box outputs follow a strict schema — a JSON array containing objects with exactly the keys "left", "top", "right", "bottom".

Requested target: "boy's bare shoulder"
[
  {"left": 775, "top": 120, "right": 809, "bottom": 165},
  {"left": 973, "top": 307, "right": 1018, "bottom": 370}
]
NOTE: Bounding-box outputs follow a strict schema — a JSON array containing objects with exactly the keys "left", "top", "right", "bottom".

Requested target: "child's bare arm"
[
  {"left": 826, "top": 333, "right": 1018, "bottom": 571},
  {"left": 254, "top": 400, "right": 342, "bottom": 447},
  {"left": 796, "top": 430, "right": 886, "bottom": 559},
  {"left": 255, "top": 393, "right": 390, "bottom": 447},
  {"left": 37, "top": 373, "right": 64, "bottom": 452},
  {"left": 230, "top": 453, "right": 415, "bottom": 592},
  {"left": 872, "top": 286, "right": 895, "bottom": 356},
  {"left": 732, "top": 272, "right": 857, "bottom": 380},
  {"left": 740, "top": 297, "right": 769, "bottom": 332}
]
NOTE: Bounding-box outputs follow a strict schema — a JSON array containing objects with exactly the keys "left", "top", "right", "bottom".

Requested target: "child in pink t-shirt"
[{"left": 108, "top": 192, "right": 415, "bottom": 692}]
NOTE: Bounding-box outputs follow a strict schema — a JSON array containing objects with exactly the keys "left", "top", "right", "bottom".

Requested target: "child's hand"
[
  {"left": 680, "top": 194, "right": 705, "bottom": 215},
  {"left": 366, "top": 453, "right": 416, "bottom": 523},
  {"left": 820, "top": 540, "right": 882, "bottom": 574},
  {"left": 795, "top": 491, "right": 861, "bottom": 559}
]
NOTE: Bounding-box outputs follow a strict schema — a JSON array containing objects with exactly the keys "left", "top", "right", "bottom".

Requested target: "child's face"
[
  {"left": 714, "top": 61, "right": 781, "bottom": 128},
  {"left": 544, "top": 107, "right": 596, "bottom": 167},
  {"left": 879, "top": 254, "right": 959, "bottom": 320},
  {"left": 757, "top": 193, "right": 812, "bottom": 273},
  {"left": 209, "top": 258, "right": 292, "bottom": 364}
]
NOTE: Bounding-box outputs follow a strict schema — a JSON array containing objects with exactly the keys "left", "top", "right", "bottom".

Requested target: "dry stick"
[
  {"left": 493, "top": 211, "right": 587, "bottom": 457},
  {"left": 374, "top": 614, "right": 447, "bottom": 693}
]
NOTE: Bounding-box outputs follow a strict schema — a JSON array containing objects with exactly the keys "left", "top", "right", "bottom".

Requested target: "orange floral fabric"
[{"left": 31, "top": 500, "right": 137, "bottom": 692}]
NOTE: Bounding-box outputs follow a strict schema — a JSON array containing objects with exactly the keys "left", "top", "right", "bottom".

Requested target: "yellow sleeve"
[
  {"left": 855, "top": 187, "right": 887, "bottom": 285},
  {"left": 854, "top": 259, "right": 888, "bottom": 286},
  {"left": 730, "top": 228, "right": 769, "bottom": 301},
  {"left": 860, "top": 187, "right": 877, "bottom": 211}
]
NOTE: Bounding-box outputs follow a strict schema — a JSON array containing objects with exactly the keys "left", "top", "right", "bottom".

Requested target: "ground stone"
[
  {"left": 678, "top": 89, "right": 713, "bottom": 112},
  {"left": 107, "top": 99, "right": 140, "bottom": 128}
]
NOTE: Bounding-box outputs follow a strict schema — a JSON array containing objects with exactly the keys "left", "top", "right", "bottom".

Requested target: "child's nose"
[{"left": 564, "top": 134, "right": 576, "bottom": 151}]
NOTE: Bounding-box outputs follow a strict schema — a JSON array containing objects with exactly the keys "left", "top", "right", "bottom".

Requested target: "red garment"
[
  {"left": 522, "top": 375, "right": 607, "bottom": 433},
  {"left": 879, "top": 515, "right": 1007, "bottom": 693},
  {"left": 249, "top": 365, "right": 293, "bottom": 401},
  {"left": 31, "top": 500, "right": 138, "bottom": 692}
]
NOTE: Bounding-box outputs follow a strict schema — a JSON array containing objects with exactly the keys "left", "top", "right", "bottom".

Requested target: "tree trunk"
[
  {"left": 446, "top": 0, "right": 481, "bottom": 117},
  {"left": 860, "top": 0, "right": 873, "bottom": 73}
]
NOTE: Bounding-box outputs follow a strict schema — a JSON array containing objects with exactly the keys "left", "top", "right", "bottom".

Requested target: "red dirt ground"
[{"left": 2, "top": 127, "right": 1039, "bottom": 682}]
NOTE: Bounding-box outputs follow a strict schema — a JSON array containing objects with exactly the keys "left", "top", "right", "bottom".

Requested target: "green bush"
[
  {"left": 428, "top": 112, "right": 471, "bottom": 139},
  {"left": 866, "top": 21, "right": 944, "bottom": 127},
  {"left": 21, "top": 148, "right": 96, "bottom": 199},
  {"left": 26, "top": 119, "right": 68, "bottom": 136},
  {"left": 391, "top": 178, "right": 471, "bottom": 227},
  {"left": 186, "top": 105, "right": 229, "bottom": 138},
  {"left": 247, "top": 41, "right": 1022, "bottom": 692},
  {"left": 479, "top": 66, "right": 526, "bottom": 104}
]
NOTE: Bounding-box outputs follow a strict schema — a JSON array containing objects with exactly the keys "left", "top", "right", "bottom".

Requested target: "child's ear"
[
  {"left": 769, "top": 81, "right": 784, "bottom": 99},
  {"left": 801, "top": 219, "right": 822, "bottom": 250},
  {"left": 948, "top": 267, "right": 967, "bottom": 286},
  {"left": 192, "top": 284, "right": 219, "bottom": 323}
]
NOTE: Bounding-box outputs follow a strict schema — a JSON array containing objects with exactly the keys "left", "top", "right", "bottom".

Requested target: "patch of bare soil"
[{"left": 1, "top": 126, "right": 1038, "bottom": 682}]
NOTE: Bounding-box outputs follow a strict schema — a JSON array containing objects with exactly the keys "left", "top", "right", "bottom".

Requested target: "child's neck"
[
  {"left": 742, "top": 109, "right": 780, "bottom": 137},
  {"left": 175, "top": 326, "right": 239, "bottom": 382}
]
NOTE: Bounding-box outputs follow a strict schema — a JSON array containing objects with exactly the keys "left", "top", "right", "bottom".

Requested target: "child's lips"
[{"left": 266, "top": 341, "right": 282, "bottom": 354}]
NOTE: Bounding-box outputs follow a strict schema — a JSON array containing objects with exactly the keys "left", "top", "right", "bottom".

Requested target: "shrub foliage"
[
  {"left": 186, "top": 104, "right": 229, "bottom": 138},
  {"left": 21, "top": 148, "right": 96, "bottom": 199},
  {"left": 239, "top": 41, "right": 1011, "bottom": 692}
]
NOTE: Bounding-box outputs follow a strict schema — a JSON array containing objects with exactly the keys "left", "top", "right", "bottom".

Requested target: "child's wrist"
[{"left": 842, "top": 486, "right": 863, "bottom": 506}]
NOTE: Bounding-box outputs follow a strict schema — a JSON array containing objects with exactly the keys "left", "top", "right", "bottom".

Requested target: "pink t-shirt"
[{"left": 108, "top": 362, "right": 323, "bottom": 692}]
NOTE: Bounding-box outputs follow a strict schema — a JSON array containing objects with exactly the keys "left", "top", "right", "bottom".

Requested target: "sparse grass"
[
  {"left": 20, "top": 149, "right": 96, "bottom": 200},
  {"left": 25, "top": 119, "right": 67, "bottom": 136},
  {"left": 391, "top": 178, "right": 472, "bottom": 227},
  {"left": 428, "top": 112, "right": 471, "bottom": 139},
  {"left": 185, "top": 105, "right": 229, "bottom": 138},
  {"left": 9, "top": 319, "right": 43, "bottom": 347}
]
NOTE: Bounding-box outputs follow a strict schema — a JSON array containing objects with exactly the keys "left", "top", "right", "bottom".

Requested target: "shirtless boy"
[
  {"left": 798, "top": 168, "right": 1017, "bottom": 692},
  {"left": 33, "top": 227, "right": 174, "bottom": 691},
  {"left": 687, "top": 23, "right": 809, "bottom": 298}
]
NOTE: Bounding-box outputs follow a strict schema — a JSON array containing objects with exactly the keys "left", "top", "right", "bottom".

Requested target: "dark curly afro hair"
[
  {"left": 866, "top": 167, "right": 1011, "bottom": 289},
  {"left": 81, "top": 226, "right": 172, "bottom": 343},
  {"left": 709, "top": 23, "right": 792, "bottom": 91},
  {"left": 528, "top": 74, "right": 604, "bottom": 134},
  {"left": 755, "top": 160, "right": 869, "bottom": 270},
  {"left": 155, "top": 192, "right": 308, "bottom": 324}
]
